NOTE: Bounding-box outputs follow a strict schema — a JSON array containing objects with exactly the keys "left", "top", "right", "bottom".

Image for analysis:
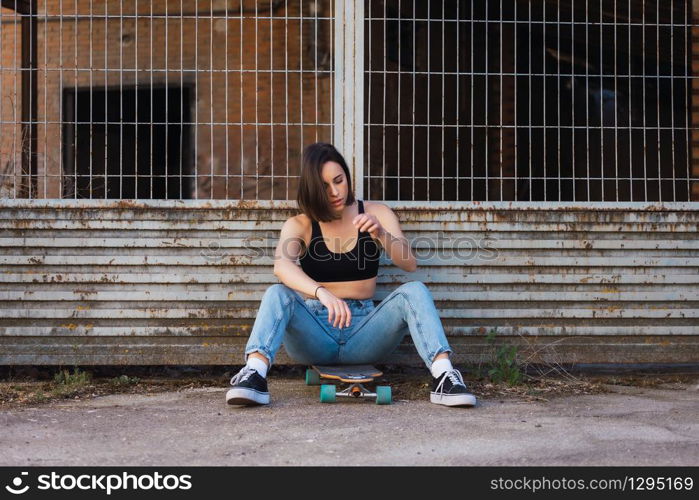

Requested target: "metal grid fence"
[
  {"left": 1, "top": 0, "right": 698, "bottom": 202},
  {"left": 0, "top": 0, "right": 334, "bottom": 200},
  {"left": 365, "top": 0, "right": 698, "bottom": 201}
]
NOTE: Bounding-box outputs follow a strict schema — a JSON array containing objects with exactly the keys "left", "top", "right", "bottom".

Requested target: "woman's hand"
[
  {"left": 352, "top": 213, "right": 385, "bottom": 240},
  {"left": 317, "top": 287, "right": 352, "bottom": 328}
]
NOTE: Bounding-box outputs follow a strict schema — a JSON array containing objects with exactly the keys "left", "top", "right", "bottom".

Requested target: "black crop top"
[{"left": 299, "top": 200, "right": 381, "bottom": 282}]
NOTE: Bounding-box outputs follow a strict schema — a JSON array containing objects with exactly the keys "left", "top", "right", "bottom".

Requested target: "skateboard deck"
[
  {"left": 312, "top": 364, "right": 382, "bottom": 383},
  {"left": 305, "top": 365, "right": 391, "bottom": 404}
]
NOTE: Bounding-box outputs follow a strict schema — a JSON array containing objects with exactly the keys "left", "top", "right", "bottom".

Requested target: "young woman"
[{"left": 226, "top": 143, "right": 476, "bottom": 407}]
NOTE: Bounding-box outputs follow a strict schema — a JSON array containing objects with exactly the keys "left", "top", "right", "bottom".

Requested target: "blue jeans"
[{"left": 243, "top": 281, "right": 452, "bottom": 369}]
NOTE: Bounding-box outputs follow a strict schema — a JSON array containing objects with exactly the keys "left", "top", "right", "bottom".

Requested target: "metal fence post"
[{"left": 333, "top": 0, "right": 364, "bottom": 199}]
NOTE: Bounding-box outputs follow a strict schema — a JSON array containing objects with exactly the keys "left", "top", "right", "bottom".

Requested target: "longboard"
[{"left": 305, "top": 364, "right": 392, "bottom": 404}]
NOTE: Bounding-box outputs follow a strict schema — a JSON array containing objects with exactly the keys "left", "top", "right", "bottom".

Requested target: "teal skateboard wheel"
[
  {"left": 305, "top": 368, "right": 321, "bottom": 386},
  {"left": 319, "top": 384, "right": 336, "bottom": 403},
  {"left": 376, "top": 386, "right": 392, "bottom": 405}
]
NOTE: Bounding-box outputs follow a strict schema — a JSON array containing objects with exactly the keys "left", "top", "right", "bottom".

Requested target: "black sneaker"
[
  {"left": 430, "top": 368, "right": 477, "bottom": 407},
  {"left": 225, "top": 366, "right": 270, "bottom": 405}
]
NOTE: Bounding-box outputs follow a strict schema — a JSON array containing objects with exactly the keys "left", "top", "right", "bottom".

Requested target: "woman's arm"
[
  {"left": 364, "top": 203, "right": 417, "bottom": 273},
  {"left": 272, "top": 217, "right": 323, "bottom": 297}
]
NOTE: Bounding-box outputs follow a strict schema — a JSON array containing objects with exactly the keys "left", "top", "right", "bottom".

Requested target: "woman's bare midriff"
[
  {"left": 297, "top": 209, "right": 378, "bottom": 300},
  {"left": 299, "top": 277, "right": 377, "bottom": 300}
]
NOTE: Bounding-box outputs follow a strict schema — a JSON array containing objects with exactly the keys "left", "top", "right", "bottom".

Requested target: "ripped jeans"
[{"left": 243, "top": 281, "right": 452, "bottom": 369}]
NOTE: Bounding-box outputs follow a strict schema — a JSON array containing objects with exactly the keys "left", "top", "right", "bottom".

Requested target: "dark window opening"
[{"left": 62, "top": 86, "right": 193, "bottom": 199}]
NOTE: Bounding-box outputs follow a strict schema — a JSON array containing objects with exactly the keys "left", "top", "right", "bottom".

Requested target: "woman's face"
[{"left": 321, "top": 161, "right": 349, "bottom": 212}]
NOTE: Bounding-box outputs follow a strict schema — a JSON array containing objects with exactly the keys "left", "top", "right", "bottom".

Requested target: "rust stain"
[
  {"left": 644, "top": 338, "right": 672, "bottom": 346},
  {"left": 75, "top": 305, "right": 90, "bottom": 310}
]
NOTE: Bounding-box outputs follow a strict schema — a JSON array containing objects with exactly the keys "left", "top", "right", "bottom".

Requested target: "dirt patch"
[{"left": 1, "top": 365, "right": 695, "bottom": 409}]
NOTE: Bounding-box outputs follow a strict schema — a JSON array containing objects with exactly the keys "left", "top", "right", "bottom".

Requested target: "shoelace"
[
  {"left": 434, "top": 368, "right": 465, "bottom": 395},
  {"left": 230, "top": 366, "right": 256, "bottom": 386}
]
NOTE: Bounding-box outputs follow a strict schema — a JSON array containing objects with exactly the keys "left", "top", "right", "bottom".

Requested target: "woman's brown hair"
[{"left": 296, "top": 142, "right": 356, "bottom": 222}]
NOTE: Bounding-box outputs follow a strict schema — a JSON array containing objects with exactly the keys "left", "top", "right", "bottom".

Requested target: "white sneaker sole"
[
  {"left": 226, "top": 387, "right": 270, "bottom": 406},
  {"left": 430, "top": 392, "right": 477, "bottom": 407}
]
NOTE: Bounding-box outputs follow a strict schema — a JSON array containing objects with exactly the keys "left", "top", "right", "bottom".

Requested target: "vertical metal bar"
[
  {"left": 165, "top": 0, "right": 170, "bottom": 199},
  {"left": 43, "top": 0, "right": 47, "bottom": 198},
  {"left": 150, "top": 0, "right": 154, "bottom": 199},
  {"left": 427, "top": 0, "right": 430, "bottom": 200},
  {"left": 484, "top": 0, "right": 488, "bottom": 201},
  {"left": 2, "top": 6, "right": 7, "bottom": 196},
  {"left": 670, "top": 0, "right": 676, "bottom": 201},
  {"left": 454, "top": 2, "right": 461, "bottom": 201},
  {"left": 456, "top": 0, "right": 460, "bottom": 200},
  {"left": 367, "top": 0, "right": 371, "bottom": 199},
  {"left": 684, "top": 0, "right": 690, "bottom": 200},
  {"left": 299, "top": 0, "right": 303, "bottom": 199},
  {"left": 21, "top": 0, "right": 37, "bottom": 198},
  {"left": 329, "top": 0, "right": 334, "bottom": 147},
  {"left": 353, "top": 0, "right": 364, "bottom": 199},
  {"left": 398, "top": 0, "right": 402, "bottom": 200},
  {"left": 656, "top": 0, "right": 662, "bottom": 201},
  {"left": 180, "top": 0, "right": 184, "bottom": 199},
  {"left": 0, "top": 5, "right": 2, "bottom": 194},
  {"left": 382, "top": 0, "right": 386, "bottom": 200},
  {"left": 557, "top": 0, "right": 561, "bottom": 200},
  {"left": 332, "top": 0, "right": 364, "bottom": 199},
  {"left": 255, "top": 1, "right": 259, "bottom": 199},
  {"left": 224, "top": 0, "right": 228, "bottom": 199},
  {"left": 120, "top": 0, "right": 124, "bottom": 198},
  {"left": 284, "top": 0, "right": 289, "bottom": 199},
  {"left": 89, "top": 0, "right": 93, "bottom": 197},
  {"left": 543, "top": 1, "right": 547, "bottom": 202},
  {"left": 585, "top": 0, "right": 589, "bottom": 202},
  {"left": 271, "top": 0, "right": 275, "bottom": 199},
  {"left": 313, "top": 0, "right": 318, "bottom": 145},
  {"left": 642, "top": 0, "right": 647, "bottom": 201},
  {"left": 614, "top": 0, "right": 618, "bottom": 200},
  {"left": 104, "top": 0, "right": 108, "bottom": 198},
  {"left": 571, "top": 0, "right": 576, "bottom": 201},
  {"left": 514, "top": 0, "right": 517, "bottom": 201},
  {"left": 628, "top": 0, "right": 632, "bottom": 201},
  {"left": 528, "top": 1, "right": 532, "bottom": 201},
  {"left": 499, "top": 0, "right": 503, "bottom": 201},
  {"left": 238, "top": 2, "right": 243, "bottom": 199},
  {"left": 136, "top": 0, "right": 140, "bottom": 198},
  {"left": 209, "top": 0, "right": 214, "bottom": 199},
  {"left": 599, "top": 0, "right": 605, "bottom": 201},
  {"left": 471, "top": 0, "right": 475, "bottom": 200},
  {"left": 441, "top": 0, "right": 445, "bottom": 200},
  {"left": 73, "top": 0, "right": 77, "bottom": 198},
  {"left": 59, "top": 0, "right": 66, "bottom": 198},
  {"left": 412, "top": 0, "right": 416, "bottom": 201},
  {"left": 0, "top": 5, "right": 3, "bottom": 196},
  {"left": 333, "top": 0, "right": 345, "bottom": 166},
  {"left": 194, "top": 2, "right": 198, "bottom": 199}
]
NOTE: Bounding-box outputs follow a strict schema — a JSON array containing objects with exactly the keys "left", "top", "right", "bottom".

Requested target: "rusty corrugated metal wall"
[{"left": 1, "top": 200, "right": 697, "bottom": 365}]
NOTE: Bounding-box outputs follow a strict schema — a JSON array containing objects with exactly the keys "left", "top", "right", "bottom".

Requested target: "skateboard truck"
[{"left": 338, "top": 383, "right": 374, "bottom": 399}]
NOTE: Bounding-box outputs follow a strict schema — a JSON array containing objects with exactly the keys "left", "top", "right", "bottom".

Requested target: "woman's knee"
[
  {"left": 264, "top": 283, "right": 296, "bottom": 302},
  {"left": 397, "top": 280, "right": 431, "bottom": 298}
]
